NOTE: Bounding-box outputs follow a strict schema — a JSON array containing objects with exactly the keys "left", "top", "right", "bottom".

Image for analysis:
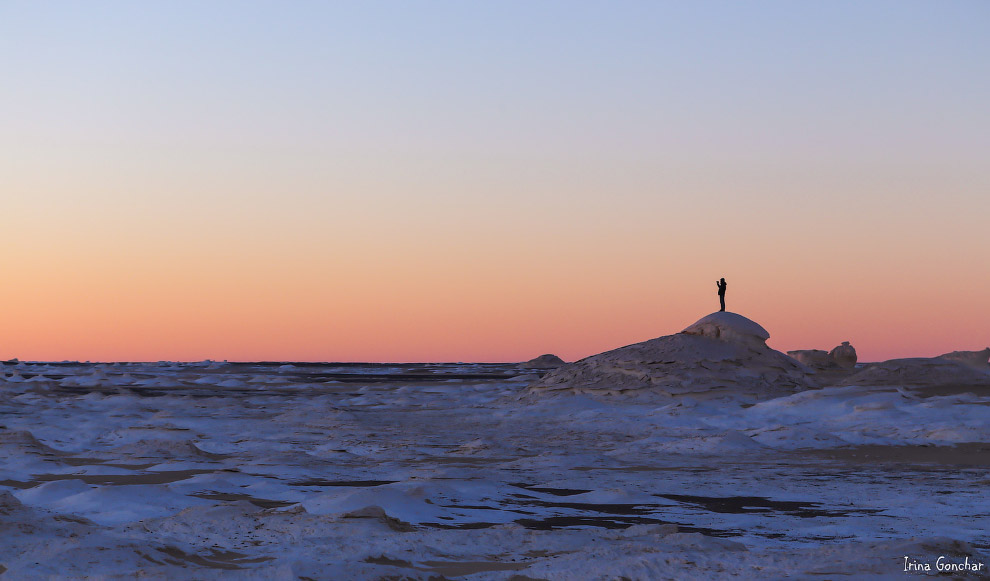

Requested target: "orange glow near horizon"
[
  {"left": 2, "top": 211, "right": 987, "bottom": 364},
  {"left": 3, "top": 159, "right": 989, "bottom": 364}
]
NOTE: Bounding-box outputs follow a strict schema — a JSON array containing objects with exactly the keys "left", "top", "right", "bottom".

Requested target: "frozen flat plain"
[{"left": 1, "top": 360, "right": 988, "bottom": 579}]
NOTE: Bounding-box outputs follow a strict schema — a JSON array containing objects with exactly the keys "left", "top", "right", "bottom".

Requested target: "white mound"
[
  {"left": 529, "top": 312, "right": 815, "bottom": 398},
  {"left": 681, "top": 311, "right": 770, "bottom": 348},
  {"left": 0, "top": 429, "right": 63, "bottom": 455}
]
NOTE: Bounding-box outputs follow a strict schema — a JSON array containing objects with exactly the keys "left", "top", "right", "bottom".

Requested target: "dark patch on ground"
[
  {"left": 156, "top": 546, "right": 273, "bottom": 570},
  {"left": 189, "top": 492, "right": 296, "bottom": 509},
  {"left": 513, "top": 515, "right": 731, "bottom": 537},
  {"left": 365, "top": 555, "right": 414, "bottom": 567},
  {"left": 511, "top": 483, "right": 592, "bottom": 497},
  {"left": 525, "top": 501, "right": 656, "bottom": 515},
  {"left": 656, "top": 493, "right": 882, "bottom": 518},
  {"left": 424, "top": 521, "right": 500, "bottom": 530},
  {"left": 1, "top": 469, "right": 216, "bottom": 487},
  {"left": 291, "top": 479, "right": 398, "bottom": 487},
  {"left": 810, "top": 443, "right": 990, "bottom": 466}
]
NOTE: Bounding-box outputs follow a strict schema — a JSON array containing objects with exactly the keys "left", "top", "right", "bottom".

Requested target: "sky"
[{"left": 2, "top": 1, "right": 988, "bottom": 362}]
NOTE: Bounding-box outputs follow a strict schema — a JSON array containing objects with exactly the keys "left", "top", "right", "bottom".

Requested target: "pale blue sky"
[{"left": 5, "top": 1, "right": 987, "bottom": 173}]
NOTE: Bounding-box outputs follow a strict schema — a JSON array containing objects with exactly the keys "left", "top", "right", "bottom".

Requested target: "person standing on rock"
[{"left": 716, "top": 278, "right": 727, "bottom": 311}]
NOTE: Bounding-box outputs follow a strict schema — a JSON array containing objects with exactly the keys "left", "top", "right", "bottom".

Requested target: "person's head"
[{"left": 720, "top": 278, "right": 725, "bottom": 282}]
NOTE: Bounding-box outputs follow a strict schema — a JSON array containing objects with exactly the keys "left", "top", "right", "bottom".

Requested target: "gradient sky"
[{"left": 2, "top": 1, "right": 988, "bottom": 362}]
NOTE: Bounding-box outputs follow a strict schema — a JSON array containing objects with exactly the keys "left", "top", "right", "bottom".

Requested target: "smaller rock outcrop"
[
  {"left": 938, "top": 348, "right": 990, "bottom": 368},
  {"left": 841, "top": 357, "right": 990, "bottom": 396},
  {"left": 521, "top": 354, "right": 566, "bottom": 369},
  {"left": 787, "top": 349, "right": 839, "bottom": 370},
  {"left": 829, "top": 342, "right": 858, "bottom": 368}
]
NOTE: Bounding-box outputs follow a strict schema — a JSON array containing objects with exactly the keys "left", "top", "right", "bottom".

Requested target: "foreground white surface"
[{"left": 1, "top": 360, "right": 988, "bottom": 579}]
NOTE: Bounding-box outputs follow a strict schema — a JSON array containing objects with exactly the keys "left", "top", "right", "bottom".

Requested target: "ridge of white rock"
[
  {"left": 938, "top": 348, "right": 990, "bottom": 368},
  {"left": 787, "top": 342, "right": 858, "bottom": 372},
  {"left": 529, "top": 312, "right": 815, "bottom": 399},
  {"left": 787, "top": 349, "right": 839, "bottom": 370},
  {"left": 841, "top": 356, "right": 990, "bottom": 395}
]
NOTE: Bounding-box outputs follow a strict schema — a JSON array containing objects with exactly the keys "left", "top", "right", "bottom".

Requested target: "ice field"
[{"left": 1, "top": 350, "right": 988, "bottom": 579}]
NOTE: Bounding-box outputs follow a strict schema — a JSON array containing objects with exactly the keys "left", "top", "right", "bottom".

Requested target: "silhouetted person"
[{"left": 716, "top": 278, "right": 727, "bottom": 311}]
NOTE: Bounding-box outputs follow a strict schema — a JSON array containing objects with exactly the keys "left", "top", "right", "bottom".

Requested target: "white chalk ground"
[{"left": 1, "top": 361, "right": 989, "bottom": 579}]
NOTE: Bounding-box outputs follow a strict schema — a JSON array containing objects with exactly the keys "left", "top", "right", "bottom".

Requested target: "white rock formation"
[
  {"left": 828, "top": 342, "right": 858, "bottom": 368},
  {"left": 529, "top": 312, "right": 815, "bottom": 399},
  {"left": 786, "top": 349, "right": 839, "bottom": 370}
]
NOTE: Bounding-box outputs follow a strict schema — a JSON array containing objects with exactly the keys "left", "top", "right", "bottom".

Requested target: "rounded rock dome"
[{"left": 681, "top": 312, "right": 771, "bottom": 349}]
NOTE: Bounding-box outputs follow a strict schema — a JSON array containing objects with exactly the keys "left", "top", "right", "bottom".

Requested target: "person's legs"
[{"left": 719, "top": 295, "right": 725, "bottom": 311}]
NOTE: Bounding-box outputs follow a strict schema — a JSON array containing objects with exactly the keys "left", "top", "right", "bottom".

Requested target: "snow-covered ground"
[{"left": 1, "top": 360, "right": 988, "bottom": 579}]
